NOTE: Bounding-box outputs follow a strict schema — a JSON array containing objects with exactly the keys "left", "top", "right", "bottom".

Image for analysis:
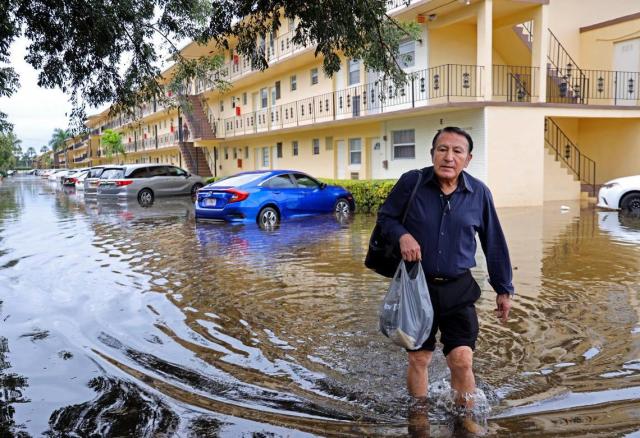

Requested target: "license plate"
[{"left": 203, "top": 198, "right": 217, "bottom": 207}]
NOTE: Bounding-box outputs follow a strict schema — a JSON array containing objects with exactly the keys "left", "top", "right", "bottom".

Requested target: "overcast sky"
[{"left": 0, "top": 38, "right": 78, "bottom": 153}]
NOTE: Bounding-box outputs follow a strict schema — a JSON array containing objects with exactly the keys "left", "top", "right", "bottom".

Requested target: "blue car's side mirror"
[{"left": 320, "top": 182, "right": 327, "bottom": 189}]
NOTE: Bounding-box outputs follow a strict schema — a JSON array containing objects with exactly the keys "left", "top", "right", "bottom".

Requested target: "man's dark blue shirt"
[{"left": 377, "top": 166, "right": 514, "bottom": 295}]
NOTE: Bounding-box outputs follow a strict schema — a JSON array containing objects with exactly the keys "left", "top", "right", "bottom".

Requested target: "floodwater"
[{"left": 1, "top": 176, "right": 640, "bottom": 437}]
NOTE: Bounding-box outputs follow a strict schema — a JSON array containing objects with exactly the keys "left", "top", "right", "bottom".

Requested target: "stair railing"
[
  {"left": 547, "top": 30, "right": 588, "bottom": 104},
  {"left": 544, "top": 117, "right": 596, "bottom": 194}
]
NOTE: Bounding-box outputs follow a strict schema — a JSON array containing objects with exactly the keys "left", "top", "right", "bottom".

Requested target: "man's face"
[{"left": 431, "top": 132, "right": 472, "bottom": 183}]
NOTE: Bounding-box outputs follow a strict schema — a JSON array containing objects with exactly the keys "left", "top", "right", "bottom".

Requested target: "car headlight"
[{"left": 601, "top": 182, "right": 619, "bottom": 189}]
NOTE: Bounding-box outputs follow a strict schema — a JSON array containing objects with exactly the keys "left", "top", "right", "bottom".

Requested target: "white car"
[
  {"left": 75, "top": 171, "right": 89, "bottom": 190},
  {"left": 597, "top": 175, "right": 640, "bottom": 213},
  {"left": 48, "top": 169, "right": 69, "bottom": 181}
]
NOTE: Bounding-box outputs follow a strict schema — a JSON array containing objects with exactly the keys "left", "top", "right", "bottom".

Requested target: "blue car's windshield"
[{"left": 210, "top": 173, "right": 266, "bottom": 187}]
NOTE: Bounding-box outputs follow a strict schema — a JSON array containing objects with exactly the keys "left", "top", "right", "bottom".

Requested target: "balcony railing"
[
  {"left": 547, "top": 68, "right": 640, "bottom": 105},
  {"left": 493, "top": 65, "right": 539, "bottom": 102},
  {"left": 73, "top": 154, "right": 88, "bottom": 163},
  {"left": 219, "top": 64, "right": 483, "bottom": 138}
]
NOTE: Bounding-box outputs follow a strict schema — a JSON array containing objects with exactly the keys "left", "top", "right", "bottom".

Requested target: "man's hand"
[
  {"left": 399, "top": 233, "right": 421, "bottom": 262},
  {"left": 495, "top": 294, "right": 512, "bottom": 324}
]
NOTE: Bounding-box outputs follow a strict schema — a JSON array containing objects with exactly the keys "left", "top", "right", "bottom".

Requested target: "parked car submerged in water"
[
  {"left": 97, "top": 163, "right": 205, "bottom": 204},
  {"left": 195, "top": 170, "right": 355, "bottom": 226},
  {"left": 597, "top": 175, "right": 640, "bottom": 214}
]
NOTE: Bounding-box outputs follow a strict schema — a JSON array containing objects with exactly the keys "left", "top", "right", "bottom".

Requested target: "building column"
[
  {"left": 477, "top": 0, "right": 493, "bottom": 101},
  {"left": 532, "top": 4, "right": 549, "bottom": 103}
]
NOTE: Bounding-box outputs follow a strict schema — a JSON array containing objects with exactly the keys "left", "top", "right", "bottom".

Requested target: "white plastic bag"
[{"left": 379, "top": 261, "right": 434, "bottom": 350}]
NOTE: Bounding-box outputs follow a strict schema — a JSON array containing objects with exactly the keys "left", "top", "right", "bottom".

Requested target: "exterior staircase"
[
  {"left": 544, "top": 117, "right": 596, "bottom": 200},
  {"left": 181, "top": 95, "right": 217, "bottom": 140},
  {"left": 513, "top": 22, "right": 587, "bottom": 104},
  {"left": 179, "top": 141, "right": 213, "bottom": 178}
]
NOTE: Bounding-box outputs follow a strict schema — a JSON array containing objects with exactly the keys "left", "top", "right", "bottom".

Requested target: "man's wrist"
[{"left": 497, "top": 291, "right": 514, "bottom": 297}]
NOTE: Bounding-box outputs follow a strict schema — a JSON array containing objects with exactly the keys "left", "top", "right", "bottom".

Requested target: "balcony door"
[{"left": 614, "top": 38, "right": 640, "bottom": 106}]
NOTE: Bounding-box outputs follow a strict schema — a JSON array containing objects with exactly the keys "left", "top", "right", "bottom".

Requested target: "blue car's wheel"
[
  {"left": 334, "top": 198, "right": 351, "bottom": 215},
  {"left": 258, "top": 206, "right": 279, "bottom": 228}
]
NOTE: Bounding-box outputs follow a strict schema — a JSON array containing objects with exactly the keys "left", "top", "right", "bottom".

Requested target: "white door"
[
  {"left": 336, "top": 140, "right": 346, "bottom": 179},
  {"left": 271, "top": 145, "right": 278, "bottom": 169},
  {"left": 614, "top": 38, "right": 640, "bottom": 106},
  {"left": 370, "top": 137, "right": 384, "bottom": 179}
]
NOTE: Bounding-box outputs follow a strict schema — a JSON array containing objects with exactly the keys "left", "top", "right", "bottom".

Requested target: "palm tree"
[
  {"left": 40, "top": 145, "right": 49, "bottom": 154},
  {"left": 48, "top": 128, "right": 70, "bottom": 168},
  {"left": 101, "top": 129, "right": 126, "bottom": 164}
]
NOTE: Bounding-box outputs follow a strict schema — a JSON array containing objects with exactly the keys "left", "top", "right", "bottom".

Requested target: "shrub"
[
  {"left": 320, "top": 178, "right": 397, "bottom": 214},
  {"left": 204, "top": 176, "right": 220, "bottom": 184}
]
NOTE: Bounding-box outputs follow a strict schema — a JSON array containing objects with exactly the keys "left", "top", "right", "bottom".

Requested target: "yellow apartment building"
[{"left": 75, "top": 0, "right": 640, "bottom": 207}]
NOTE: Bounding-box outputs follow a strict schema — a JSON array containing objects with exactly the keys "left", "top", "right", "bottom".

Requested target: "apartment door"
[
  {"left": 614, "top": 38, "right": 640, "bottom": 106},
  {"left": 271, "top": 144, "right": 279, "bottom": 169},
  {"left": 370, "top": 137, "right": 384, "bottom": 179},
  {"left": 336, "top": 140, "right": 346, "bottom": 179}
]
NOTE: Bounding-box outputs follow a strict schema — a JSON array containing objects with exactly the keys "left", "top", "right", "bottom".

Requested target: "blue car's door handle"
[{"left": 272, "top": 191, "right": 281, "bottom": 194}]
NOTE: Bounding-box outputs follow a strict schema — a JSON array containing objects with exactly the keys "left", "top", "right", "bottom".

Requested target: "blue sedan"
[{"left": 195, "top": 170, "right": 355, "bottom": 226}]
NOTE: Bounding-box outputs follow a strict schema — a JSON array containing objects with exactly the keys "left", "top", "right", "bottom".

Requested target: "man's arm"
[{"left": 478, "top": 188, "right": 514, "bottom": 296}]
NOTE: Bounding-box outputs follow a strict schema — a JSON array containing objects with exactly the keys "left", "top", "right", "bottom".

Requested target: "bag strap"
[{"left": 401, "top": 169, "right": 423, "bottom": 224}]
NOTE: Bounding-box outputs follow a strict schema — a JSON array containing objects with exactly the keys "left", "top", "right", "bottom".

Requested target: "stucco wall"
[
  {"left": 428, "top": 23, "right": 477, "bottom": 67},
  {"left": 485, "top": 106, "right": 545, "bottom": 207},
  {"left": 548, "top": 0, "right": 640, "bottom": 66},
  {"left": 577, "top": 117, "right": 640, "bottom": 183},
  {"left": 580, "top": 16, "right": 640, "bottom": 71}
]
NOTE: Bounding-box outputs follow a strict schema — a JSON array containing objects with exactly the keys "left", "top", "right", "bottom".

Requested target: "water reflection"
[{"left": 2, "top": 178, "right": 640, "bottom": 436}]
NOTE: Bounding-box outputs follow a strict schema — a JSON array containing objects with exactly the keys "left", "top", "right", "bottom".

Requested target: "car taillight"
[
  {"left": 70, "top": 177, "right": 78, "bottom": 183},
  {"left": 115, "top": 180, "right": 134, "bottom": 186},
  {"left": 225, "top": 188, "right": 249, "bottom": 203}
]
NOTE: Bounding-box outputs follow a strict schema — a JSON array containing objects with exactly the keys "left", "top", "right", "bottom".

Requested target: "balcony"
[
  {"left": 73, "top": 154, "right": 88, "bottom": 163},
  {"left": 218, "top": 64, "right": 483, "bottom": 138}
]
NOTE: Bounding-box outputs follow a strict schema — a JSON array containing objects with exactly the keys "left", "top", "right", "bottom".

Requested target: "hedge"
[
  {"left": 204, "top": 176, "right": 398, "bottom": 214},
  {"left": 320, "top": 178, "right": 397, "bottom": 213}
]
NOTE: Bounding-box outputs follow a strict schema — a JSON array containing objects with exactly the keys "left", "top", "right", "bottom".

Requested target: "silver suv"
[{"left": 97, "top": 164, "right": 205, "bottom": 204}]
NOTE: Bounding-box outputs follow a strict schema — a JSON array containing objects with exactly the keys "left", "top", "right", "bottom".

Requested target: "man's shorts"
[{"left": 411, "top": 270, "right": 481, "bottom": 356}]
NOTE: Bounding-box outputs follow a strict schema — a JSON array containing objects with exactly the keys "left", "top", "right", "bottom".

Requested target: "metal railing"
[
  {"left": 544, "top": 117, "right": 596, "bottom": 193},
  {"left": 547, "top": 30, "right": 587, "bottom": 104},
  {"left": 493, "top": 65, "right": 538, "bottom": 102},
  {"left": 220, "top": 64, "right": 483, "bottom": 138},
  {"left": 577, "top": 69, "right": 640, "bottom": 105}
]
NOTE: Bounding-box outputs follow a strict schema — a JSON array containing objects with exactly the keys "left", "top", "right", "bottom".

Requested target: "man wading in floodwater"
[{"left": 377, "top": 126, "right": 514, "bottom": 430}]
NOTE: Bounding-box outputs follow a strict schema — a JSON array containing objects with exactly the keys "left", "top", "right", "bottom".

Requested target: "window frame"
[
  {"left": 310, "top": 68, "right": 319, "bottom": 85},
  {"left": 292, "top": 140, "right": 299, "bottom": 156},
  {"left": 348, "top": 138, "right": 362, "bottom": 165},
  {"left": 392, "top": 129, "right": 416, "bottom": 160},
  {"left": 290, "top": 75, "right": 297, "bottom": 91},
  {"left": 398, "top": 40, "right": 416, "bottom": 69},
  {"left": 312, "top": 138, "right": 320, "bottom": 155},
  {"left": 348, "top": 59, "right": 361, "bottom": 86}
]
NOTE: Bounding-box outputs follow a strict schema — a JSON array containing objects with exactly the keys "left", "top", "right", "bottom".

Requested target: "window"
[
  {"left": 276, "top": 142, "right": 283, "bottom": 158},
  {"left": 288, "top": 17, "right": 295, "bottom": 31},
  {"left": 224, "top": 147, "right": 229, "bottom": 160},
  {"left": 233, "top": 148, "right": 238, "bottom": 159},
  {"left": 243, "top": 92, "right": 247, "bottom": 105},
  {"left": 290, "top": 75, "right": 297, "bottom": 91},
  {"left": 398, "top": 40, "right": 415, "bottom": 68},
  {"left": 310, "top": 68, "right": 319, "bottom": 85},
  {"left": 99, "top": 168, "right": 124, "bottom": 179},
  {"left": 275, "top": 81, "right": 281, "bottom": 99},
  {"left": 211, "top": 173, "right": 265, "bottom": 187},
  {"left": 393, "top": 129, "right": 416, "bottom": 159},
  {"left": 262, "top": 147, "right": 269, "bottom": 167},
  {"left": 270, "top": 87, "right": 276, "bottom": 106},
  {"left": 292, "top": 140, "right": 298, "bottom": 156},
  {"left": 264, "top": 174, "right": 296, "bottom": 188},
  {"left": 348, "top": 59, "right": 360, "bottom": 85},
  {"left": 349, "top": 138, "right": 362, "bottom": 164},
  {"left": 244, "top": 146, "right": 249, "bottom": 159},
  {"left": 128, "top": 167, "right": 151, "bottom": 178},
  {"left": 167, "top": 166, "right": 187, "bottom": 176},
  {"left": 312, "top": 138, "right": 320, "bottom": 155},
  {"left": 219, "top": 100, "right": 224, "bottom": 112},
  {"left": 260, "top": 88, "right": 268, "bottom": 108},
  {"left": 293, "top": 173, "right": 320, "bottom": 188}
]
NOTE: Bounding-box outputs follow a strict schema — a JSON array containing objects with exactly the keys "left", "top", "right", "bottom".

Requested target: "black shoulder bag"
[{"left": 364, "top": 170, "right": 423, "bottom": 278}]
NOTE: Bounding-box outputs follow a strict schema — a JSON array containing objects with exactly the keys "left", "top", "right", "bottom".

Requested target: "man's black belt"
[{"left": 427, "top": 270, "right": 470, "bottom": 284}]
